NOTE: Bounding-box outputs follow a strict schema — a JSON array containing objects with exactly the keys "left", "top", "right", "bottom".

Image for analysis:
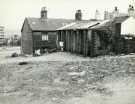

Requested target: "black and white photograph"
[{"left": 0, "top": 0, "right": 135, "bottom": 103}]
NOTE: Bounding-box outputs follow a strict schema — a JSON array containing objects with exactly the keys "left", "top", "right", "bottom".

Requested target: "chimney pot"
[
  {"left": 41, "top": 7, "right": 47, "bottom": 19},
  {"left": 128, "top": 5, "right": 135, "bottom": 17},
  {"left": 75, "top": 9, "right": 82, "bottom": 21}
]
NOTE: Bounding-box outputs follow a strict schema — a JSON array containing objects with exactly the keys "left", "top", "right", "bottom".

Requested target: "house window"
[{"left": 42, "top": 34, "right": 48, "bottom": 41}]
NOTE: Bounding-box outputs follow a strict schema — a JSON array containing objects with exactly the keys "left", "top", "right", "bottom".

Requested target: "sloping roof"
[
  {"left": 113, "top": 16, "right": 129, "bottom": 23},
  {"left": 92, "top": 16, "right": 129, "bottom": 30},
  {"left": 57, "top": 20, "right": 101, "bottom": 30},
  {"left": 23, "top": 18, "right": 76, "bottom": 31},
  {"left": 119, "top": 13, "right": 128, "bottom": 17},
  {"left": 91, "top": 20, "right": 113, "bottom": 31}
]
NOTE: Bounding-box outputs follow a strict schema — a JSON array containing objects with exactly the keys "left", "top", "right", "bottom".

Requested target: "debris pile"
[
  {"left": 11, "top": 52, "right": 19, "bottom": 57},
  {"left": 18, "top": 61, "right": 29, "bottom": 65}
]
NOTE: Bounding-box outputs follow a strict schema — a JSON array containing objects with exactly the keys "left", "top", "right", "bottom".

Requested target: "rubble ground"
[{"left": 0, "top": 47, "right": 135, "bottom": 104}]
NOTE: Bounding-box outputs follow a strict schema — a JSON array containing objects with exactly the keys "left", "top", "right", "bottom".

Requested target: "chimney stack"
[
  {"left": 75, "top": 10, "right": 82, "bottom": 21},
  {"left": 113, "top": 6, "right": 119, "bottom": 18},
  {"left": 41, "top": 7, "right": 47, "bottom": 19},
  {"left": 128, "top": 5, "right": 135, "bottom": 17}
]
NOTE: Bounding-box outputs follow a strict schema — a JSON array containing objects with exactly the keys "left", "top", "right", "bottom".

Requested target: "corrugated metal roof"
[
  {"left": 57, "top": 22, "right": 76, "bottom": 30},
  {"left": 57, "top": 20, "right": 100, "bottom": 30},
  {"left": 26, "top": 18, "right": 75, "bottom": 31},
  {"left": 113, "top": 16, "right": 129, "bottom": 23},
  {"left": 91, "top": 20, "right": 112, "bottom": 30}
]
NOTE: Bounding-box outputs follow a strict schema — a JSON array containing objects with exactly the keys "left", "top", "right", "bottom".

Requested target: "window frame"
[{"left": 42, "top": 32, "right": 48, "bottom": 41}]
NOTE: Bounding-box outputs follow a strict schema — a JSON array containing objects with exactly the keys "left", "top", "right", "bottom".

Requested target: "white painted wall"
[{"left": 121, "top": 17, "right": 135, "bottom": 36}]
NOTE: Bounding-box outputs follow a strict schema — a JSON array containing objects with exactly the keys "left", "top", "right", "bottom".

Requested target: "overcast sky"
[{"left": 0, "top": 0, "right": 134, "bottom": 35}]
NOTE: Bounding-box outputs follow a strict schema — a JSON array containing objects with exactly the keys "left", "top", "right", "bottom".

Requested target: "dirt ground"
[
  {"left": 0, "top": 47, "right": 90, "bottom": 64},
  {"left": 0, "top": 47, "right": 135, "bottom": 104}
]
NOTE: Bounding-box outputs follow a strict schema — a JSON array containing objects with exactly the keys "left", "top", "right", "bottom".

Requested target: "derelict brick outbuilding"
[{"left": 21, "top": 7, "right": 74, "bottom": 54}]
